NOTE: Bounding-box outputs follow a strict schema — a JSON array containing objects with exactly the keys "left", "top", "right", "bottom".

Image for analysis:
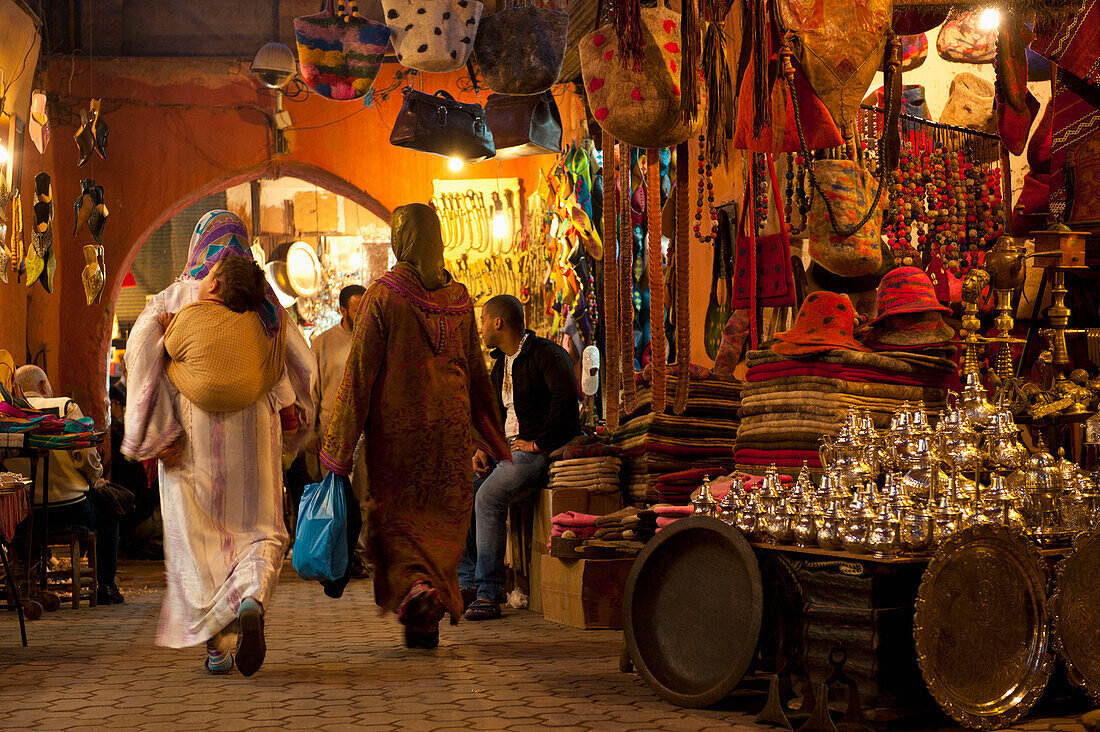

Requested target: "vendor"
[
  {"left": 460, "top": 294, "right": 581, "bottom": 621},
  {"left": 3, "top": 365, "right": 123, "bottom": 605}
]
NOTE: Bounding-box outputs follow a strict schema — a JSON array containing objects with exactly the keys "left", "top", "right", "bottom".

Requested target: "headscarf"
[
  {"left": 183, "top": 210, "right": 281, "bottom": 338},
  {"left": 390, "top": 203, "right": 448, "bottom": 291}
]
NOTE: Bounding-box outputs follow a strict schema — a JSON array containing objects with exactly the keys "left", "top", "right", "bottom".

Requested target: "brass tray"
[
  {"left": 914, "top": 524, "right": 1053, "bottom": 730},
  {"left": 1051, "top": 529, "right": 1100, "bottom": 703}
]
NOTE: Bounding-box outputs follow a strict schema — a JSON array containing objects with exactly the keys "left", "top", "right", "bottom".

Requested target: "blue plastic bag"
[{"left": 292, "top": 472, "right": 348, "bottom": 581}]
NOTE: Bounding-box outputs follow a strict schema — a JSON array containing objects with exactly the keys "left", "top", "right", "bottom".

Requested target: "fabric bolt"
[
  {"left": 319, "top": 204, "right": 509, "bottom": 622},
  {"left": 164, "top": 301, "right": 287, "bottom": 414},
  {"left": 652, "top": 503, "right": 694, "bottom": 517},
  {"left": 745, "top": 361, "right": 939, "bottom": 387},
  {"left": 745, "top": 347, "right": 957, "bottom": 373},
  {"left": 123, "top": 211, "right": 314, "bottom": 649},
  {"left": 741, "top": 376, "right": 945, "bottom": 402}
]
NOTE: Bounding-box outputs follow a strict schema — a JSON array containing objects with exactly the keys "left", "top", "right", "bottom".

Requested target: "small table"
[{"left": 0, "top": 480, "right": 31, "bottom": 647}]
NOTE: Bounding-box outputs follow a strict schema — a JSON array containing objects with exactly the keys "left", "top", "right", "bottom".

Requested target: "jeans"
[
  {"left": 30, "top": 494, "right": 119, "bottom": 587},
  {"left": 458, "top": 450, "right": 548, "bottom": 602}
]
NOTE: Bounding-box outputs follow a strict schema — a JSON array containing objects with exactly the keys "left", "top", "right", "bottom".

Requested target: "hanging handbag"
[
  {"left": 899, "top": 33, "right": 927, "bottom": 71},
  {"left": 389, "top": 88, "right": 496, "bottom": 162},
  {"left": 936, "top": 10, "right": 997, "bottom": 64},
  {"left": 579, "top": 0, "right": 699, "bottom": 150},
  {"left": 732, "top": 43, "right": 843, "bottom": 153},
  {"left": 774, "top": 0, "right": 891, "bottom": 142},
  {"left": 806, "top": 159, "right": 885, "bottom": 277},
  {"left": 484, "top": 91, "right": 563, "bottom": 159},
  {"left": 294, "top": 0, "right": 391, "bottom": 102},
  {"left": 474, "top": 0, "right": 570, "bottom": 95},
  {"left": 383, "top": 0, "right": 484, "bottom": 73},
  {"left": 731, "top": 156, "right": 795, "bottom": 310}
]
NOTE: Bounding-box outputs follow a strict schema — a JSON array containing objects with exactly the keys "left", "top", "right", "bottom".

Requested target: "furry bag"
[
  {"left": 474, "top": 1, "right": 570, "bottom": 95},
  {"left": 383, "top": 0, "right": 483, "bottom": 73},
  {"left": 579, "top": 4, "right": 698, "bottom": 150},
  {"left": 807, "top": 160, "right": 885, "bottom": 278},
  {"left": 936, "top": 11, "right": 997, "bottom": 64}
]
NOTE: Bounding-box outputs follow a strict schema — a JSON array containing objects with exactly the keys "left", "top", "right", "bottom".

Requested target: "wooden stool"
[{"left": 43, "top": 527, "right": 97, "bottom": 609}]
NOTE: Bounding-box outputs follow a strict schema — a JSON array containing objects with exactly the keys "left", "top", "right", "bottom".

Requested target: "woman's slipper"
[
  {"left": 235, "top": 598, "right": 266, "bottom": 677},
  {"left": 82, "top": 244, "right": 105, "bottom": 305},
  {"left": 74, "top": 108, "right": 95, "bottom": 167},
  {"left": 398, "top": 582, "right": 445, "bottom": 650},
  {"left": 464, "top": 598, "right": 502, "bottom": 622},
  {"left": 73, "top": 179, "right": 95, "bottom": 236},
  {"left": 87, "top": 186, "right": 108, "bottom": 245},
  {"left": 204, "top": 649, "right": 234, "bottom": 675}
]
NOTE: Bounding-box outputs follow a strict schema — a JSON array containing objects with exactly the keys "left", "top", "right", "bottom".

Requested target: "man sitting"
[
  {"left": 459, "top": 295, "right": 581, "bottom": 620},
  {"left": 4, "top": 366, "right": 124, "bottom": 605}
]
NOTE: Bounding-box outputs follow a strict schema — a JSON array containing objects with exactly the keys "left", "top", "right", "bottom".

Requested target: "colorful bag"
[
  {"left": 900, "top": 34, "right": 928, "bottom": 71},
  {"left": 732, "top": 46, "right": 842, "bottom": 153},
  {"left": 383, "top": 0, "right": 484, "bottom": 73},
  {"left": 731, "top": 157, "right": 795, "bottom": 309},
  {"left": 807, "top": 160, "right": 885, "bottom": 277},
  {"left": 774, "top": 0, "right": 891, "bottom": 140},
  {"left": 294, "top": 1, "right": 391, "bottom": 102},
  {"left": 579, "top": 3, "right": 698, "bottom": 150},
  {"left": 474, "top": 0, "right": 570, "bottom": 95},
  {"left": 1031, "top": 0, "right": 1100, "bottom": 87},
  {"left": 936, "top": 11, "right": 997, "bottom": 64}
]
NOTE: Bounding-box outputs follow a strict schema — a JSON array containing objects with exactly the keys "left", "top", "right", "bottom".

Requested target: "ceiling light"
[
  {"left": 448, "top": 157, "right": 463, "bottom": 172},
  {"left": 0, "top": 144, "right": 8, "bottom": 166},
  {"left": 251, "top": 42, "right": 297, "bottom": 90},
  {"left": 979, "top": 8, "right": 1001, "bottom": 30}
]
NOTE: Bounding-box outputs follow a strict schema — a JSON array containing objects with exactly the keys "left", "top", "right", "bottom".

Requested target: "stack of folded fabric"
[
  {"left": 614, "top": 369, "right": 742, "bottom": 504},
  {"left": 653, "top": 503, "right": 694, "bottom": 532},
  {"left": 590, "top": 506, "right": 658, "bottom": 542},
  {"left": 734, "top": 289, "right": 954, "bottom": 470},
  {"left": 655, "top": 467, "right": 722, "bottom": 505},
  {"left": 547, "top": 455, "right": 622, "bottom": 496},
  {"left": 549, "top": 511, "right": 600, "bottom": 543}
]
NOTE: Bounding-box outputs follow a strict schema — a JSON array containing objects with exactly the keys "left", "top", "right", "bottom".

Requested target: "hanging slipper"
[
  {"left": 0, "top": 223, "right": 9, "bottom": 285},
  {"left": 35, "top": 172, "right": 51, "bottom": 204},
  {"left": 90, "top": 99, "right": 109, "bottom": 160},
  {"left": 74, "top": 108, "right": 95, "bottom": 167},
  {"left": 73, "top": 179, "right": 95, "bottom": 235},
  {"left": 26, "top": 200, "right": 53, "bottom": 288},
  {"left": 0, "top": 177, "right": 10, "bottom": 222},
  {"left": 29, "top": 91, "right": 50, "bottom": 154},
  {"left": 82, "top": 244, "right": 105, "bottom": 306},
  {"left": 87, "top": 185, "right": 109, "bottom": 245},
  {"left": 40, "top": 246, "right": 57, "bottom": 294}
]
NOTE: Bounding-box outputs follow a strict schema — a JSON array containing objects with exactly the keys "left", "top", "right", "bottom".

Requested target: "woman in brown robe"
[{"left": 320, "top": 203, "right": 509, "bottom": 648}]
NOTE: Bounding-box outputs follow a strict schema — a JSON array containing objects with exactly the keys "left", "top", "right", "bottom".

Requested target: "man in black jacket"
[{"left": 459, "top": 295, "right": 580, "bottom": 620}]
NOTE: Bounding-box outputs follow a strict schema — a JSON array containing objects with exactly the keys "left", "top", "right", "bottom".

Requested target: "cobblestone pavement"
[{"left": 0, "top": 560, "right": 1091, "bottom": 731}]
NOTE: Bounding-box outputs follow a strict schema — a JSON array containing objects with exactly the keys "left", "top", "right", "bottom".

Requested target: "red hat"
[
  {"left": 866, "top": 267, "right": 951, "bottom": 328},
  {"left": 772, "top": 291, "right": 870, "bottom": 356}
]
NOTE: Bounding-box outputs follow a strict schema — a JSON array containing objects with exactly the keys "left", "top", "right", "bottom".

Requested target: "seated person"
[
  {"left": 459, "top": 295, "right": 581, "bottom": 621},
  {"left": 3, "top": 366, "right": 124, "bottom": 605},
  {"left": 158, "top": 256, "right": 285, "bottom": 413},
  {"left": 109, "top": 384, "right": 160, "bottom": 558}
]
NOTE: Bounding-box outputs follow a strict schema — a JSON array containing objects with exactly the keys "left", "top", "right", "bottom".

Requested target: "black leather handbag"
[
  {"left": 389, "top": 88, "right": 496, "bottom": 163},
  {"left": 484, "top": 91, "right": 563, "bottom": 160}
]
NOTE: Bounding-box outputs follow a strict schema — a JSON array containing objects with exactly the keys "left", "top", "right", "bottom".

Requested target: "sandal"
[
  {"left": 460, "top": 586, "right": 477, "bottom": 612},
  {"left": 464, "top": 598, "right": 502, "bottom": 622}
]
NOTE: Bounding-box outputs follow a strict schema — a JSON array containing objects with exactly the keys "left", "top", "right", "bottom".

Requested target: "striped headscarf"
[{"left": 183, "top": 210, "right": 282, "bottom": 338}]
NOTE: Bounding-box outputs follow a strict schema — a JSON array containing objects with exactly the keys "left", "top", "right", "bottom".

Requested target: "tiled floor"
[{"left": 0, "top": 560, "right": 1091, "bottom": 731}]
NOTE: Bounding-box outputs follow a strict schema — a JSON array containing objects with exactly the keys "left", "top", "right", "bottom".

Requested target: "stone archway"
[{"left": 89, "top": 163, "right": 389, "bottom": 428}]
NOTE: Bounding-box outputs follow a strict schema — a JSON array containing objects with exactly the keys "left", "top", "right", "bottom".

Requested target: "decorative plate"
[
  {"left": 914, "top": 524, "right": 1053, "bottom": 730},
  {"left": 286, "top": 240, "right": 322, "bottom": 298},
  {"left": 1051, "top": 528, "right": 1100, "bottom": 703}
]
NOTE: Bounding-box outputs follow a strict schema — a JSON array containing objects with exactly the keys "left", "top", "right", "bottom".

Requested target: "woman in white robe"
[{"left": 123, "top": 210, "right": 314, "bottom": 676}]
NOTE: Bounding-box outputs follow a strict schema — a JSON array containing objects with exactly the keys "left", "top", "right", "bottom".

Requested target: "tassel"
[
  {"left": 620, "top": 145, "right": 637, "bottom": 415},
  {"left": 751, "top": 0, "right": 769, "bottom": 136},
  {"left": 603, "top": 135, "right": 620, "bottom": 430},
  {"left": 647, "top": 150, "right": 666, "bottom": 414},
  {"left": 702, "top": 22, "right": 732, "bottom": 166},
  {"left": 681, "top": 0, "right": 701, "bottom": 123},
  {"left": 673, "top": 142, "right": 692, "bottom": 415},
  {"left": 611, "top": 0, "right": 646, "bottom": 72}
]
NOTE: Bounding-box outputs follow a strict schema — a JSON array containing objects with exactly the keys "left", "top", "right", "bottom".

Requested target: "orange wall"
[{"left": 22, "top": 57, "right": 584, "bottom": 421}]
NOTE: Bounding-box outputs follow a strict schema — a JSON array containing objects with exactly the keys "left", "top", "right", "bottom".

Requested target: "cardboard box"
[
  {"left": 533, "top": 488, "right": 623, "bottom": 550},
  {"left": 540, "top": 556, "right": 635, "bottom": 629}
]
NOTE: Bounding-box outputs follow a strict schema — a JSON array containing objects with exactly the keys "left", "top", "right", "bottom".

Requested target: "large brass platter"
[
  {"left": 1051, "top": 529, "right": 1100, "bottom": 703},
  {"left": 914, "top": 524, "right": 1052, "bottom": 730}
]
